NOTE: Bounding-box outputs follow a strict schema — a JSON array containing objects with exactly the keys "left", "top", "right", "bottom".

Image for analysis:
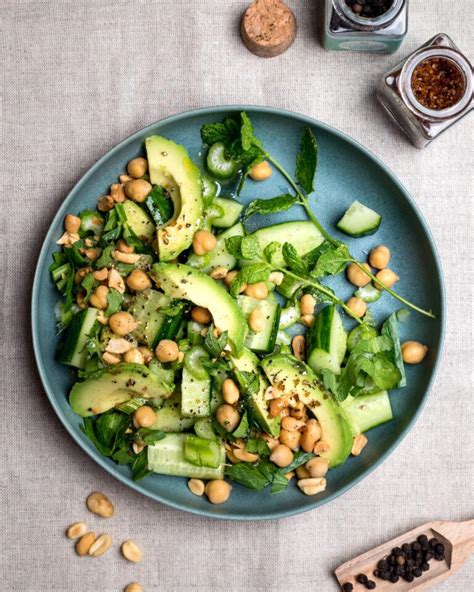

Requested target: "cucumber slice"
[
  {"left": 151, "top": 393, "right": 195, "bottom": 432},
  {"left": 201, "top": 173, "right": 219, "bottom": 207},
  {"left": 211, "top": 197, "right": 244, "bottom": 228},
  {"left": 307, "top": 305, "right": 347, "bottom": 376},
  {"left": 276, "top": 330, "right": 291, "bottom": 346},
  {"left": 206, "top": 142, "right": 239, "bottom": 180},
  {"left": 194, "top": 417, "right": 216, "bottom": 440},
  {"left": 342, "top": 391, "right": 393, "bottom": 434},
  {"left": 238, "top": 295, "right": 281, "bottom": 354},
  {"left": 181, "top": 366, "right": 211, "bottom": 417},
  {"left": 279, "top": 302, "right": 301, "bottom": 330},
  {"left": 347, "top": 323, "right": 378, "bottom": 352},
  {"left": 184, "top": 346, "right": 209, "bottom": 380},
  {"left": 355, "top": 285, "right": 382, "bottom": 303},
  {"left": 58, "top": 308, "right": 98, "bottom": 369},
  {"left": 276, "top": 274, "right": 304, "bottom": 299},
  {"left": 184, "top": 435, "right": 222, "bottom": 468},
  {"left": 148, "top": 433, "right": 225, "bottom": 479},
  {"left": 336, "top": 200, "right": 382, "bottom": 237}
]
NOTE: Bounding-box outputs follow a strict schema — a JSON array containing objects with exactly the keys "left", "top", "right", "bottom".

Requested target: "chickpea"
[
  {"left": 300, "top": 419, "right": 322, "bottom": 453},
  {"left": 224, "top": 270, "right": 247, "bottom": 293},
  {"left": 138, "top": 346, "right": 153, "bottom": 363},
  {"left": 346, "top": 296, "right": 367, "bottom": 318},
  {"left": 346, "top": 262, "right": 372, "bottom": 287},
  {"left": 204, "top": 480, "right": 232, "bottom": 504},
  {"left": 190, "top": 306, "right": 212, "bottom": 324},
  {"left": 269, "top": 444, "right": 294, "bottom": 468},
  {"left": 155, "top": 339, "right": 179, "bottom": 363},
  {"left": 401, "top": 341, "right": 428, "bottom": 364},
  {"left": 64, "top": 214, "right": 81, "bottom": 234},
  {"left": 123, "top": 348, "right": 145, "bottom": 365},
  {"left": 249, "top": 160, "right": 272, "bottom": 181},
  {"left": 244, "top": 282, "right": 268, "bottom": 300},
  {"left": 192, "top": 230, "right": 217, "bottom": 256},
  {"left": 117, "top": 239, "right": 135, "bottom": 254},
  {"left": 300, "top": 315, "right": 315, "bottom": 328},
  {"left": 306, "top": 457, "right": 329, "bottom": 478},
  {"left": 300, "top": 294, "right": 316, "bottom": 316},
  {"left": 296, "top": 466, "right": 311, "bottom": 480},
  {"left": 125, "top": 179, "right": 152, "bottom": 203},
  {"left": 281, "top": 416, "right": 306, "bottom": 432},
  {"left": 216, "top": 404, "right": 240, "bottom": 432},
  {"left": 279, "top": 428, "right": 301, "bottom": 451},
  {"left": 126, "top": 269, "right": 152, "bottom": 292},
  {"left": 109, "top": 311, "right": 136, "bottom": 336},
  {"left": 127, "top": 157, "right": 148, "bottom": 179},
  {"left": 269, "top": 397, "right": 289, "bottom": 418},
  {"left": 248, "top": 309, "right": 265, "bottom": 332},
  {"left": 132, "top": 405, "right": 157, "bottom": 429},
  {"left": 369, "top": 245, "right": 391, "bottom": 269},
  {"left": 374, "top": 268, "right": 399, "bottom": 289},
  {"left": 221, "top": 379, "right": 240, "bottom": 405},
  {"left": 89, "top": 285, "right": 109, "bottom": 309}
]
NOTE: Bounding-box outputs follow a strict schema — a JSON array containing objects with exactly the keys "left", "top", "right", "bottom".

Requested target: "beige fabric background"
[{"left": 1, "top": 1, "right": 473, "bottom": 591}]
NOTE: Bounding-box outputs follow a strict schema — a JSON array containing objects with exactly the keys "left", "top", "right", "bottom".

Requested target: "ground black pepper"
[
  {"left": 345, "top": 0, "right": 394, "bottom": 18},
  {"left": 411, "top": 57, "right": 465, "bottom": 110}
]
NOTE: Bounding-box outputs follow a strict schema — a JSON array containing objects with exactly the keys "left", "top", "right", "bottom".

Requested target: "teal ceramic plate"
[{"left": 32, "top": 106, "right": 445, "bottom": 520}]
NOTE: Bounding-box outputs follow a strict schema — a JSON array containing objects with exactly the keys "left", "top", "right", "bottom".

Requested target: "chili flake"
[{"left": 411, "top": 57, "right": 465, "bottom": 110}]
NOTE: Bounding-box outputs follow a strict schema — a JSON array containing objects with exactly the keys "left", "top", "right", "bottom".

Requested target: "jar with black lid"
[
  {"left": 324, "top": 0, "right": 408, "bottom": 53},
  {"left": 377, "top": 33, "right": 473, "bottom": 148}
]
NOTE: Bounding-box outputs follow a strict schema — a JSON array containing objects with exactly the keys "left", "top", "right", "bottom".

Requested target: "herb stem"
[{"left": 266, "top": 154, "right": 436, "bottom": 320}]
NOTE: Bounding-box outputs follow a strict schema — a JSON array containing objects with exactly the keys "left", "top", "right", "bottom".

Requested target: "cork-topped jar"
[
  {"left": 377, "top": 34, "right": 473, "bottom": 148},
  {"left": 324, "top": 0, "right": 408, "bottom": 53}
]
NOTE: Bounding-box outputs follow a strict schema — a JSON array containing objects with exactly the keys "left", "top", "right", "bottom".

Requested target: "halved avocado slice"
[
  {"left": 260, "top": 354, "right": 353, "bottom": 467},
  {"left": 145, "top": 136, "right": 203, "bottom": 261},
  {"left": 69, "top": 363, "right": 172, "bottom": 417},
  {"left": 152, "top": 262, "right": 247, "bottom": 356}
]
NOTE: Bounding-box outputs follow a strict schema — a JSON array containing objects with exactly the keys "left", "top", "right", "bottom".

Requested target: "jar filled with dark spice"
[
  {"left": 324, "top": 0, "right": 408, "bottom": 53},
  {"left": 377, "top": 33, "right": 473, "bottom": 148}
]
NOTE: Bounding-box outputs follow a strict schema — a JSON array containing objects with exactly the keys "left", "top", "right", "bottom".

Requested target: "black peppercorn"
[
  {"left": 435, "top": 544, "right": 445, "bottom": 554},
  {"left": 366, "top": 581, "right": 376, "bottom": 590},
  {"left": 413, "top": 567, "right": 423, "bottom": 577},
  {"left": 395, "top": 565, "right": 404, "bottom": 576},
  {"left": 342, "top": 583, "right": 353, "bottom": 592},
  {"left": 429, "top": 538, "right": 439, "bottom": 547},
  {"left": 404, "top": 573, "right": 415, "bottom": 583},
  {"left": 377, "top": 559, "right": 388, "bottom": 570},
  {"left": 421, "top": 562, "right": 430, "bottom": 572},
  {"left": 356, "top": 574, "right": 368, "bottom": 585},
  {"left": 411, "top": 542, "right": 422, "bottom": 552},
  {"left": 402, "top": 543, "right": 411, "bottom": 554},
  {"left": 417, "top": 534, "right": 428, "bottom": 544},
  {"left": 392, "top": 547, "right": 402, "bottom": 555},
  {"left": 380, "top": 571, "right": 390, "bottom": 581},
  {"left": 389, "top": 574, "right": 400, "bottom": 583},
  {"left": 424, "top": 551, "right": 434, "bottom": 561}
]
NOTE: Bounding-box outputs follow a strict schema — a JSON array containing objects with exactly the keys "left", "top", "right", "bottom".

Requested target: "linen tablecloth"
[{"left": 1, "top": 1, "right": 473, "bottom": 590}]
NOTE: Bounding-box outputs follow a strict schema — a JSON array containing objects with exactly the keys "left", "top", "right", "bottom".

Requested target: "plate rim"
[{"left": 31, "top": 104, "right": 446, "bottom": 521}]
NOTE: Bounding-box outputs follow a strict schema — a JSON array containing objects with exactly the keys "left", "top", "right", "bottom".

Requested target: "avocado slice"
[
  {"left": 153, "top": 262, "right": 247, "bottom": 356},
  {"left": 69, "top": 363, "right": 172, "bottom": 417},
  {"left": 145, "top": 136, "right": 203, "bottom": 260},
  {"left": 230, "top": 348, "right": 280, "bottom": 437},
  {"left": 260, "top": 354, "right": 353, "bottom": 467},
  {"left": 122, "top": 200, "right": 155, "bottom": 241}
]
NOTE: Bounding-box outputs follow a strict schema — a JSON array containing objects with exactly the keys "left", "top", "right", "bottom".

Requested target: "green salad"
[{"left": 50, "top": 112, "right": 432, "bottom": 504}]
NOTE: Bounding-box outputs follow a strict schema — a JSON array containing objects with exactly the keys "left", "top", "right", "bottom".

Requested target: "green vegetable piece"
[
  {"left": 146, "top": 185, "right": 173, "bottom": 226},
  {"left": 184, "top": 435, "right": 222, "bottom": 468},
  {"left": 244, "top": 193, "right": 298, "bottom": 221},
  {"left": 296, "top": 127, "right": 318, "bottom": 194}
]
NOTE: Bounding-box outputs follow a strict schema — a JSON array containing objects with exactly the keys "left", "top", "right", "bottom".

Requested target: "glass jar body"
[
  {"left": 377, "top": 34, "right": 474, "bottom": 149},
  {"left": 324, "top": 0, "right": 408, "bottom": 53}
]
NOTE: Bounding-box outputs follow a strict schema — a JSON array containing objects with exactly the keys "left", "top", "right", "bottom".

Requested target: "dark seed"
[
  {"left": 392, "top": 547, "right": 402, "bottom": 555},
  {"left": 424, "top": 551, "right": 434, "bottom": 561},
  {"left": 395, "top": 566, "right": 404, "bottom": 576},
  {"left": 402, "top": 543, "right": 411, "bottom": 554},
  {"left": 412, "top": 542, "right": 422, "bottom": 552},
  {"left": 413, "top": 567, "right": 423, "bottom": 577},
  {"left": 421, "top": 562, "right": 430, "bottom": 572},
  {"left": 389, "top": 574, "right": 399, "bottom": 583},
  {"left": 417, "top": 534, "right": 428, "bottom": 544},
  {"left": 429, "top": 538, "right": 439, "bottom": 547},
  {"left": 435, "top": 544, "right": 445, "bottom": 554},
  {"left": 342, "top": 583, "right": 353, "bottom": 592},
  {"left": 379, "top": 572, "right": 390, "bottom": 581},
  {"left": 404, "top": 573, "right": 415, "bottom": 583},
  {"left": 377, "top": 560, "right": 388, "bottom": 570},
  {"left": 356, "top": 574, "right": 368, "bottom": 585},
  {"left": 366, "top": 581, "right": 376, "bottom": 590}
]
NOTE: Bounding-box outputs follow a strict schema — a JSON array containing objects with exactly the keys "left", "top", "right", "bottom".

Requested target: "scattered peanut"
[
  {"left": 121, "top": 540, "right": 143, "bottom": 563},
  {"left": 117, "top": 239, "right": 135, "bottom": 254},
  {"left": 86, "top": 492, "right": 115, "bottom": 518},
  {"left": 401, "top": 340, "right": 428, "bottom": 364},
  {"left": 300, "top": 294, "right": 316, "bottom": 316},
  {"left": 102, "top": 352, "right": 121, "bottom": 365},
  {"left": 297, "top": 477, "right": 327, "bottom": 496},
  {"left": 221, "top": 379, "right": 240, "bottom": 405},
  {"left": 346, "top": 262, "right": 372, "bottom": 287},
  {"left": 155, "top": 339, "right": 179, "bottom": 363},
  {"left": 97, "top": 195, "right": 115, "bottom": 212},
  {"left": 248, "top": 308, "right": 265, "bottom": 332},
  {"left": 369, "top": 245, "right": 391, "bottom": 269},
  {"left": 188, "top": 478, "right": 205, "bottom": 496},
  {"left": 124, "top": 583, "right": 144, "bottom": 592},
  {"left": 66, "top": 522, "right": 87, "bottom": 540},
  {"left": 351, "top": 434, "right": 368, "bottom": 456},
  {"left": 64, "top": 214, "right": 81, "bottom": 234},
  {"left": 249, "top": 160, "right": 272, "bottom": 181},
  {"left": 84, "top": 248, "right": 101, "bottom": 261},
  {"left": 210, "top": 266, "right": 228, "bottom": 279},
  {"left": 88, "top": 533, "right": 113, "bottom": 557},
  {"left": 105, "top": 337, "right": 134, "bottom": 355},
  {"left": 112, "top": 250, "right": 141, "bottom": 264},
  {"left": 110, "top": 183, "right": 126, "bottom": 203},
  {"left": 233, "top": 448, "right": 259, "bottom": 463},
  {"left": 291, "top": 335, "right": 305, "bottom": 360},
  {"left": 93, "top": 268, "right": 108, "bottom": 282},
  {"left": 123, "top": 348, "right": 145, "bottom": 365},
  {"left": 205, "top": 480, "right": 232, "bottom": 504},
  {"left": 108, "top": 268, "right": 125, "bottom": 294},
  {"left": 75, "top": 532, "right": 96, "bottom": 557}
]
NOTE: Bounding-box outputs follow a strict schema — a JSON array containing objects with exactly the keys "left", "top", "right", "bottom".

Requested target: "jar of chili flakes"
[{"left": 377, "top": 33, "right": 473, "bottom": 148}]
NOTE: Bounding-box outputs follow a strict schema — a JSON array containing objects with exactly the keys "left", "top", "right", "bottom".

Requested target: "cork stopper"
[{"left": 240, "top": 0, "right": 297, "bottom": 58}]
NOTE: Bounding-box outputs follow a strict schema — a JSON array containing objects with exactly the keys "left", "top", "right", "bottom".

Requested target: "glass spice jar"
[
  {"left": 377, "top": 34, "right": 473, "bottom": 149},
  {"left": 323, "top": 0, "right": 408, "bottom": 54}
]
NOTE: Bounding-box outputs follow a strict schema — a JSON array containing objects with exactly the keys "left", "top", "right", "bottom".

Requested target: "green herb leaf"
[
  {"left": 240, "top": 112, "right": 262, "bottom": 152},
  {"left": 282, "top": 242, "right": 308, "bottom": 275},
  {"left": 381, "top": 313, "right": 407, "bottom": 388},
  {"left": 225, "top": 462, "right": 270, "bottom": 491},
  {"left": 232, "top": 411, "right": 249, "bottom": 438},
  {"left": 320, "top": 368, "right": 339, "bottom": 398},
  {"left": 311, "top": 244, "right": 351, "bottom": 278},
  {"left": 81, "top": 273, "right": 98, "bottom": 303},
  {"left": 134, "top": 428, "right": 166, "bottom": 446},
  {"left": 81, "top": 411, "right": 131, "bottom": 458},
  {"left": 105, "top": 288, "right": 123, "bottom": 317},
  {"left": 244, "top": 193, "right": 298, "bottom": 221},
  {"left": 245, "top": 438, "right": 270, "bottom": 457},
  {"left": 146, "top": 185, "right": 173, "bottom": 226},
  {"left": 240, "top": 236, "right": 260, "bottom": 260},
  {"left": 95, "top": 244, "right": 114, "bottom": 268},
  {"left": 131, "top": 448, "right": 151, "bottom": 481},
  {"left": 296, "top": 126, "right": 318, "bottom": 194},
  {"left": 230, "top": 263, "right": 271, "bottom": 297},
  {"left": 204, "top": 325, "right": 229, "bottom": 357},
  {"left": 233, "top": 370, "right": 260, "bottom": 397},
  {"left": 225, "top": 236, "right": 243, "bottom": 259},
  {"left": 263, "top": 241, "right": 282, "bottom": 265}
]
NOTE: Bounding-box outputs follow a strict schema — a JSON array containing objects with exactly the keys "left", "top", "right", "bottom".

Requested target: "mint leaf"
[
  {"left": 320, "top": 368, "right": 339, "bottom": 398},
  {"left": 225, "top": 462, "right": 270, "bottom": 491},
  {"left": 225, "top": 236, "right": 243, "bottom": 258},
  {"left": 241, "top": 112, "right": 262, "bottom": 151},
  {"left": 230, "top": 263, "right": 271, "bottom": 297},
  {"left": 296, "top": 127, "right": 318, "bottom": 194},
  {"left": 244, "top": 193, "right": 298, "bottom": 221},
  {"left": 146, "top": 186, "right": 173, "bottom": 225},
  {"left": 246, "top": 438, "right": 270, "bottom": 457},
  {"left": 282, "top": 242, "right": 307, "bottom": 274},
  {"left": 95, "top": 244, "right": 114, "bottom": 268},
  {"left": 105, "top": 288, "right": 123, "bottom": 317},
  {"left": 131, "top": 448, "right": 152, "bottom": 481},
  {"left": 135, "top": 428, "right": 166, "bottom": 446},
  {"left": 311, "top": 244, "right": 350, "bottom": 278},
  {"left": 382, "top": 313, "right": 406, "bottom": 387},
  {"left": 263, "top": 241, "right": 281, "bottom": 265},
  {"left": 81, "top": 273, "right": 98, "bottom": 304},
  {"left": 204, "top": 325, "right": 228, "bottom": 357},
  {"left": 201, "top": 122, "right": 234, "bottom": 146},
  {"left": 240, "top": 236, "right": 260, "bottom": 260}
]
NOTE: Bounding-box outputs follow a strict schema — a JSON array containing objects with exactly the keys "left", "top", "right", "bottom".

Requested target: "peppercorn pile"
[
  {"left": 345, "top": 0, "right": 394, "bottom": 18},
  {"left": 341, "top": 534, "right": 446, "bottom": 590},
  {"left": 411, "top": 57, "right": 465, "bottom": 111}
]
